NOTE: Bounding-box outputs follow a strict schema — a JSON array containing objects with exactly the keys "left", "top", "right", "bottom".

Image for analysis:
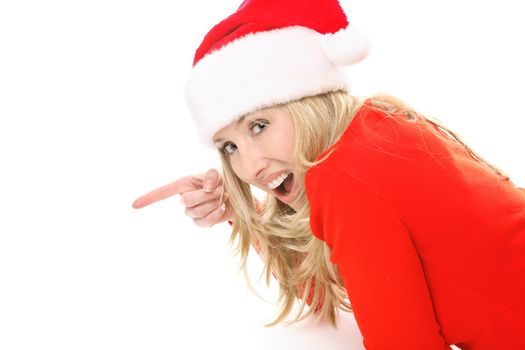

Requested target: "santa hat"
[{"left": 185, "top": 0, "right": 370, "bottom": 146}]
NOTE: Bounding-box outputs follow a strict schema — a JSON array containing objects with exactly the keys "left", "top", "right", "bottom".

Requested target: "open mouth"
[{"left": 272, "top": 172, "right": 294, "bottom": 199}]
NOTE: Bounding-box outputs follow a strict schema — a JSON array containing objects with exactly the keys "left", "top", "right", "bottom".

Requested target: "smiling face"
[{"left": 213, "top": 105, "right": 304, "bottom": 211}]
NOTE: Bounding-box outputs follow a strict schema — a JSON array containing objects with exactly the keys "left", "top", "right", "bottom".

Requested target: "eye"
[
  {"left": 220, "top": 142, "right": 237, "bottom": 155},
  {"left": 251, "top": 120, "right": 269, "bottom": 135}
]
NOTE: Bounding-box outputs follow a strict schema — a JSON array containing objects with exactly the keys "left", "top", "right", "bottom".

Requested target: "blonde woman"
[{"left": 132, "top": 0, "right": 525, "bottom": 349}]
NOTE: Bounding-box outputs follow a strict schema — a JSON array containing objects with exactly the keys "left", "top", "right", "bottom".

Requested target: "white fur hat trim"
[{"left": 185, "top": 25, "right": 370, "bottom": 146}]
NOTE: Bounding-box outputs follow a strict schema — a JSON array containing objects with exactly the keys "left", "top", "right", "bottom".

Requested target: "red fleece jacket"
[{"left": 305, "top": 100, "right": 525, "bottom": 349}]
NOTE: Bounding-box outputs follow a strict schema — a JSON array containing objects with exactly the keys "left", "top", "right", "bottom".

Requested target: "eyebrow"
[{"left": 213, "top": 116, "right": 247, "bottom": 144}]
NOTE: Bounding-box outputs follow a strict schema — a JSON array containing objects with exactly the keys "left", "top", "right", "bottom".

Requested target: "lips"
[
  {"left": 271, "top": 172, "right": 296, "bottom": 204},
  {"left": 262, "top": 170, "right": 291, "bottom": 188},
  {"left": 259, "top": 169, "right": 298, "bottom": 206},
  {"left": 266, "top": 172, "right": 291, "bottom": 190}
]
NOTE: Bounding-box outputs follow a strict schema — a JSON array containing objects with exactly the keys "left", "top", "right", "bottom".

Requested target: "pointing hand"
[{"left": 132, "top": 169, "right": 234, "bottom": 227}]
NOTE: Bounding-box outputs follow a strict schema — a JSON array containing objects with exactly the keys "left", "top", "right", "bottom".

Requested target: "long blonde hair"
[{"left": 219, "top": 90, "right": 509, "bottom": 328}]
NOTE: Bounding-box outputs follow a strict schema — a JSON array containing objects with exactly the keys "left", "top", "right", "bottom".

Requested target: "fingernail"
[{"left": 204, "top": 181, "right": 213, "bottom": 192}]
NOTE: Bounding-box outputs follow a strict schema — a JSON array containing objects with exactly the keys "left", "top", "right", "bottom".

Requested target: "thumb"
[{"left": 203, "top": 168, "right": 221, "bottom": 193}]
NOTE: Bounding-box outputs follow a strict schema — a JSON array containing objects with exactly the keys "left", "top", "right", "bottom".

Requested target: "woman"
[{"left": 133, "top": 0, "right": 525, "bottom": 348}]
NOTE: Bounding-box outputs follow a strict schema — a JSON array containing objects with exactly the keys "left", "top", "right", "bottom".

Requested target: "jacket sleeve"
[{"left": 306, "top": 166, "right": 451, "bottom": 350}]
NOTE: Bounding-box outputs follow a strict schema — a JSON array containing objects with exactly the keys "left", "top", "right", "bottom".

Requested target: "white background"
[{"left": 0, "top": 0, "right": 523, "bottom": 349}]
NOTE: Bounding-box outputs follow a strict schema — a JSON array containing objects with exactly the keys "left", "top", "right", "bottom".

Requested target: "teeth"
[{"left": 266, "top": 172, "right": 290, "bottom": 190}]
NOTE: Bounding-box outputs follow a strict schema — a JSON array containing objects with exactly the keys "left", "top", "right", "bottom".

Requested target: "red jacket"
[{"left": 305, "top": 100, "right": 525, "bottom": 349}]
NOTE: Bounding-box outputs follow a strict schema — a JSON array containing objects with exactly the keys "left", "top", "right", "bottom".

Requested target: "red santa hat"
[{"left": 185, "top": 0, "right": 370, "bottom": 146}]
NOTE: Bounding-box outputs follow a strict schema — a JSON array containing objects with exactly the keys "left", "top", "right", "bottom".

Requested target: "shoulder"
[
  {"left": 306, "top": 98, "right": 464, "bottom": 194},
  {"left": 304, "top": 99, "right": 476, "bottom": 234},
  {"left": 304, "top": 102, "right": 419, "bottom": 192}
]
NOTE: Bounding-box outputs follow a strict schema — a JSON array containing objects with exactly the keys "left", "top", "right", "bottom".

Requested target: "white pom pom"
[{"left": 321, "top": 26, "right": 371, "bottom": 66}]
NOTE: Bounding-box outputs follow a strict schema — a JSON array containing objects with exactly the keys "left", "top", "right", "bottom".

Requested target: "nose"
[{"left": 239, "top": 142, "right": 269, "bottom": 183}]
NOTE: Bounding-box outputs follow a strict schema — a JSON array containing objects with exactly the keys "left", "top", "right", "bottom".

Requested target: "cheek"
[
  {"left": 229, "top": 159, "right": 245, "bottom": 182},
  {"left": 281, "top": 122, "right": 296, "bottom": 161},
  {"left": 285, "top": 132, "right": 295, "bottom": 158},
  {"left": 264, "top": 123, "right": 295, "bottom": 161}
]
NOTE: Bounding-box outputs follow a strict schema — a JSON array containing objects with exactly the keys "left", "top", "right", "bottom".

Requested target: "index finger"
[{"left": 132, "top": 174, "right": 204, "bottom": 209}]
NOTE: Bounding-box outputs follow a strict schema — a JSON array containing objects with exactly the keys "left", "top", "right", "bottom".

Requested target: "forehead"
[
  {"left": 212, "top": 116, "right": 246, "bottom": 144},
  {"left": 212, "top": 106, "right": 286, "bottom": 143}
]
